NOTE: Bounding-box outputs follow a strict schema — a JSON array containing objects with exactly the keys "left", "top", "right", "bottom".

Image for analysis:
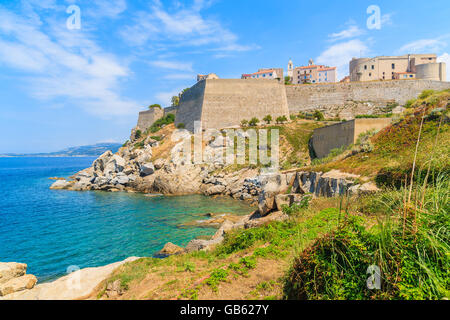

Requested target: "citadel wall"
[
  {"left": 176, "top": 79, "right": 290, "bottom": 131},
  {"left": 285, "top": 80, "right": 450, "bottom": 119}
]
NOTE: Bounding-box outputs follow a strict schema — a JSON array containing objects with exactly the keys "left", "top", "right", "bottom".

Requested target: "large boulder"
[
  {"left": 257, "top": 192, "right": 276, "bottom": 216},
  {"left": 275, "top": 194, "right": 307, "bottom": 211},
  {"left": 154, "top": 242, "right": 185, "bottom": 257},
  {"left": 0, "top": 274, "right": 37, "bottom": 296},
  {"left": 0, "top": 263, "right": 27, "bottom": 284},
  {"left": 244, "top": 211, "right": 289, "bottom": 229},
  {"left": 204, "top": 184, "right": 226, "bottom": 196},
  {"left": 93, "top": 151, "right": 113, "bottom": 172},
  {"left": 140, "top": 163, "right": 155, "bottom": 177},
  {"left": 104, "top": 155, "right": 126, "bottom": 174},
  {"left": 50, "top": 179, "right": 71, "bottom": 190},
  {"left": 152, "top": 164, "right": 203, "bottom": 195}
]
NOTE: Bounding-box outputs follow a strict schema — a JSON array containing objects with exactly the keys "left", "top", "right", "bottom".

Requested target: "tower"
[{"left": 287, "top": 58, "right": 293, "bottom": 78}]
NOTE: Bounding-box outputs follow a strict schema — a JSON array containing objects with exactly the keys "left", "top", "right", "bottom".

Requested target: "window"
[
  {"left": 392, "top": 63, "right": 395, "bottom": 69},
  {"left": 369, "top": 73, "right": 372, "bottom": 77},
  {"left": 371, "top": 65, "right": 374, "bottom": 70},
  {"left": 364, "top": 65, "right": 367, "bottom": 70}
]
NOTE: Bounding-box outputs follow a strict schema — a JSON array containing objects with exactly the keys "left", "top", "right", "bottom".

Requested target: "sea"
[{"left": 0, "top": 157, "right": 253, "bottom": 282}]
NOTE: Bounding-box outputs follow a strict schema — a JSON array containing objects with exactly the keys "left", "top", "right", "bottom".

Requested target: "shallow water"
[{"left": 0, "top": 157, "right": 253, "bottom": 282}]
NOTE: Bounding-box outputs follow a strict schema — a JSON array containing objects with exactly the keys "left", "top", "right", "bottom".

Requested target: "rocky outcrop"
[
  {"left": 0, "top": 262, "right": 37, "bottom": 297},
  {"left": 184, "top": 209, "right": 289, "bottom": 253},
  {"left": 1, "top": 257, "right": 139, "bottom": 300},
  {"left": 154, "top": 242, "right": 186, "bottom": 258}
]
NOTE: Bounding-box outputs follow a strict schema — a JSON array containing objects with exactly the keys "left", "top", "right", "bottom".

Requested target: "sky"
[{"left": 0, "top": 0, "right": 449, "bottom": 153}]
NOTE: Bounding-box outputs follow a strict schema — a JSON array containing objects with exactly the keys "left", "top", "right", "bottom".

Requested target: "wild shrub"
[
  {"left": 205, "top": 269, "right": 229, "bottom": 291},
  {"left": 313, "top": 110, "right": 325, "bottom": 121},
  {"left": 284, "top": 174, "right": 449, "bottom": 300}
]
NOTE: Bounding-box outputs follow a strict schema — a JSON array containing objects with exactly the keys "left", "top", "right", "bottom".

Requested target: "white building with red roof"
[
  {"left": 292, "top": 60, "right": 337, "bottom": 84},
  {"left": 241, "top": 68, "right": 284, "bottom": 81}
]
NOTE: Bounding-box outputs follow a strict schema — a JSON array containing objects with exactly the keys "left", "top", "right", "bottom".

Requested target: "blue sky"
[{"left": 0, "top": 0, "right": 449, "bottom": 153}]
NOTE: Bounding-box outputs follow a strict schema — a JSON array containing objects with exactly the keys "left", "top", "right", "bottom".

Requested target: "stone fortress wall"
[
  {"left": 175, "top": 79, "right": 290, "bottom": 132},
  {"left": 137, "top": 79, "right": 449, "bottom": 133},
  {"left": 136, "top": 106, "right": 178, "bottom": 131},
  {"left": 311, "top": 118, "right": 392, "bottom": 158},
  {"left": 285, "top": 80, "right": 450, "bottom": 119}
]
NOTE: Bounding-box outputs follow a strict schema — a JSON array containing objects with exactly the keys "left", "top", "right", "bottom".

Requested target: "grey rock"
[{"left": 140, "top": 163, "right": 155, "bottom": 177}]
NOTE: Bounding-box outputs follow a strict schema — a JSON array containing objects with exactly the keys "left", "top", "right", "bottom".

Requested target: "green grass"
[
  {"left": 284, "top": 172, "right": 449, "bottom": 300},
  {"left": 205, "top": 268, "right": 229, "bottom": 291}
]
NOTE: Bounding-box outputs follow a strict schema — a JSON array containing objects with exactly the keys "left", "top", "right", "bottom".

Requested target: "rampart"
[
  {"left": 286, "top": 80, "right": 450, "bottom": 119},
  {"left": 137, "top": 107, "right": 165, "bottom": 131},
  {"left": 175, "top": 79, "right": 290, "bottom": 132},
  {"left": 173, "top": 79, "right": 449, "bottom": 131}
]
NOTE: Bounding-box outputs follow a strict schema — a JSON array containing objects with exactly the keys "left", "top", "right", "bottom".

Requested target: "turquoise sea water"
[{"left": 0, "top": 157, "right": 253, "bottom": 282}]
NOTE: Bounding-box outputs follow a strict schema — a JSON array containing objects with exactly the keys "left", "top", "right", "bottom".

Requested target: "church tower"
[{"left": 288, "top": 58, "right": 294, "bottom": 78}]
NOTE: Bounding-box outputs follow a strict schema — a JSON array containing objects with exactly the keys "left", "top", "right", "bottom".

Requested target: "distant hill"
[{"left": 0, "top": 143, "right": 122, "bottom": 157}]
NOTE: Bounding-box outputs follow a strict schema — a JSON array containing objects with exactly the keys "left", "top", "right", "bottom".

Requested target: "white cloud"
[
  {"left": 120, "top": 1, "right": 256, "bottom": 55},
  {"left": 381, "top": 13, "right": 393, "bottom": 27},
  {"left": 437, "top": 53, "right": 450, "bottom": 81},
  {"left": 163, "top": 73, "right": 195, "bottom": 80},
  {"left": 329, "top": 24, "right": 364, "bottom": 42},
  {"left": 0, "top": 6, "right": 139, "bottom": 117},
  {"left": 89, "top": 0, "right": 127, "bottom": 18},
  {"left": 398, "top": 38, "right": 448, "bottom": 54},
  {"left": 316, "top": 39, "right": 369, "bottom": 78},
  {"left": 149, "top": 60, "right": 193, "bottom": 72}
]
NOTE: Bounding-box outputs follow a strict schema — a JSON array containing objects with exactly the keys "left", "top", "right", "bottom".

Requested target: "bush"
[
  {"left": 134, "top": 129, "right": 142, "bottom": 139},
  {"left": 149, "top": 114, "right": 175, "bottom": 133},
  {"left": 149, "top": 104, "right": 161, "bottom": 109},
  {"left": 276, "top": 115, "right": 288, "bottom": 124},
  {"left": 263, "top": 115, "right": 273, "bottom": 124},
  {"left": 205, "top": 269, "right": 228, "bottom": 291},
  {"left": 177, "top": 123, "right": 185, "bottom": 129},
  {"left": 418, "top": 89, "right": 435, "bottom": 100},
  {"left": 284, "top": 175, "right": 450, "bottom": 300},
  {"left": 404, "top": 99, "right": 416, "bottom": 108},
  {"left": 356, "top": 114, "right": 392, "bottom": 119},
  {"left": 249, "top": 117, "right": 259, "bottom": 127},
  {"left": 313, "top": 110, "right": 325, "bottom": 121},
  {"left": 150, "top": 135, "right": 162, "bottom": 141},
  {"left": 240, "top": 119, "right": 249, "bottom": 127}
]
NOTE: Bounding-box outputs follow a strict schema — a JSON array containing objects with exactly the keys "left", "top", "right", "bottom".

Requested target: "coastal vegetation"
[{"left": 92, "top": 89, "right": 448, "bottom": 300}]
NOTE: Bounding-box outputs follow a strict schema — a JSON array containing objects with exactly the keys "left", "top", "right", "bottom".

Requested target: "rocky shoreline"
[
  {"left": 0, "top": 258, "right": 139, "bottom": 300},
  {"left": 32, "top": 124, "right": 380, "bottom": 300}
]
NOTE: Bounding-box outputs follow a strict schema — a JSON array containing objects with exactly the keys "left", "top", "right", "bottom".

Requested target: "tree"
[
  {"left": 171, "top": 96, "right": 179, "bottom": 107},
  {"left": 313, "top": 110, "right": 325, "bottom": 121},
  {"left": 276, "top": 115, "right": 288, "bottom": 124},
  {"left": 249, "top": 117, "right": 260, "bottom": 127},
  {"left": 263, "top": 114, "right": 272, "bottom": 124},
  {"left": 149, "top": 104, "right": 161, "bottom": 109},
  {"left": 240, "top": 119, "right": 249, "bottom": 127},
  {"left": 284, "top": 76, "right": 292, "bottom": 85}
]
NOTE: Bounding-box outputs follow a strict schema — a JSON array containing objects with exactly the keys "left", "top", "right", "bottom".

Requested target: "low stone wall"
[
  {"left": 311, "top": 118, "right": 392, "bottom": 158},
  {"left": 137, "top": 107, "right": 164, "bottom": 131}
]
